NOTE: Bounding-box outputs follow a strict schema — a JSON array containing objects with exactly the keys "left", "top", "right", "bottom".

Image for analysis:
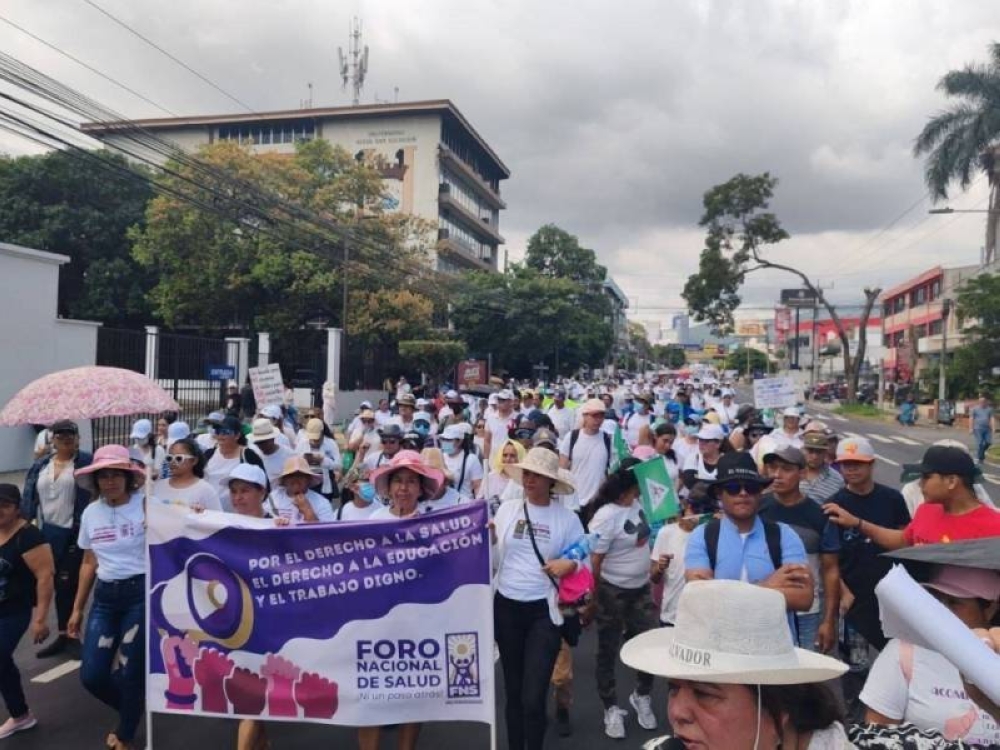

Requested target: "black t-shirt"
[
  {"left": 829, "top": 483, "right": 910, "bottom": 647},
  {"left": 0, "top": 524, "right": 45, "bottom": 616},
  {"left": 759, "top": 494, "right": 840, "bottom": 556}
]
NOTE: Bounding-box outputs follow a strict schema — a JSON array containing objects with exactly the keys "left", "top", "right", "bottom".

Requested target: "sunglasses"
[
  {"left": 381, "top": 438, "right": 400, "bottom": 444},
  {"left": 719, "top": 481, "right": 764, "bottom": 496},
  {"left": 164, "top": 454, "right": 196, "bottom": 464},
  {"left": 215, "top": 428, "right": 237, "bottom": 437}
]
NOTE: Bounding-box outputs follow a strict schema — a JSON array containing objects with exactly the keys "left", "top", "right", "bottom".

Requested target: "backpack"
[
  {"left": 568, "top": 429, "right": 612, "bottom": 470},
  {"left": 704, "top": 518, "right": 783, "bottom": 572}
]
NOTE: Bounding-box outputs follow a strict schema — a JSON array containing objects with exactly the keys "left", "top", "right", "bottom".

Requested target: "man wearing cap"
[
  {"left": 680, "top": 424, "right": 726, "bottom": 490},
  {"left": 258, "top": 404, "right": 293, "bottom": 449},
  {"left": 20, "top": 419, "right": 91, "bottom": 658},
  {"left": 558, "top": 398, "right": 613, "bottom": 514},
  {"left": 484, "top": 389, "right": 518, "bottom": 464},
  {"left": 362, "top": 423, "right": 404, "bottom": 473},
  {"left": 437, "top": 390, "right": 469, "bottom": 427},
  {"left": 196, "top": 411, "right": 225, "bottom": 452},
  {"left": 391, "top": 393, "right": 418, "bottom": 433},
  {"left": 546, "top": 389, "right": 574, "bottom": 438},
  {"left": 760, "top": 446, "right": 842, "bottom": 654},
  {"left": 771, "top": 407, "right": 804, "bottom": 450},
  {"left": 439, "top": 424, "right": 482, "bottom": 498},
  {"left": 713, "top": 390, "right": 739, "bottom": 429},
  {"left": 801, "top": 432, "right": 845, "bottom": 504},
  {"left": 684, "top": 452, "right": 814, "bottom": 632},
  {"left": 825, "top": 444, "right": 1000, "bottom": 550},
  {"left": 294, "top": 418, "right": 342, "bottom": 500},
  {"left": 248, "top": 417, "right": 296, "bottom": 486}
]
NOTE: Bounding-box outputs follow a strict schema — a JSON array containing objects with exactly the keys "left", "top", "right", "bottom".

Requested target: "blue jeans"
[
  {"left": 80, "top": 576, "right": 145, "bottom": 743},
  {"left": 795, "top": 611, "right": 822, "bottom": 652},
  {"left": 0, "top": 610, "right": 31, "bottom": 718},
  {"left": 974, "top": 428, "right": 992, "bottom": 463},
  {"left": 41, "top": 524, "right": 80, "bottom": 632}
]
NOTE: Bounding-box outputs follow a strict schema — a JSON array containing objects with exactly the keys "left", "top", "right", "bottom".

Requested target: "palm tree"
[{"left": 914, "top": 42, "right": 1000, "bottom": 264}]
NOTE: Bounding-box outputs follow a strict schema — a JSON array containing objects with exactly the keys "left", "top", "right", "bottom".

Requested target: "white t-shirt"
[
  {"left": 486, "top": 412, "right": 514, "bottom": 463},
  {"left": 373, "top": 409, "right": 394, "bottom": 427},
  {"left": 771, "top": 430, "right": 804, "bottom": 450},
  {"left": 204, "top": 450, "right": 246, "bottom": 513},
  {"left": 294, "top": 437, "right": 342, "bottom": 495},
  {"left": 370, "top": 505, "right": 418, "bottom": 521},
  {"left": 421, "top": 487, "right": 465, "bottom": 514},
  {"left": 559, "top": 430, "right": 610, "bottom": 511},
  {"left": 624, "top": 412, "right": 649, "bottom": 447},
  {"left": 673, "top": 438, "right": 698, "bottom": 471},
  {"left": 590, "top": 500, "right": 652, "bottom": 589},
  {"left": 546, "top": 405, "right": 575, "bottom": 438},
  {"left": 682, "top": 451, "right": 718, "bottom": 482},
  {"left": 442, "top": 451, "right": 483, "bottom": 498},
  {"left": 338, "top": 502, "right": 380, "bottom": 521},
  {"left": 36, "top": 460, "right": 77, "bottom": 529},
  {"left": 152, "top": 478, "right": 222, "bottom": 511},
  {"left": 77, "top": 492, "right": 146, "bottom": 582},
  {"left": 714, "top": 402, "right": 738, "bottom": 426},
  {"left": 195, "top": 433, "right": 216, "bottom": 452},
  {"left": 494, "top": 500, "right": 584, "bottom": 603},
  {"left": 651, "top": 523, "right": 692, "bottom": 625},
  {"left": 268, "top": 487, "right": 336, "bottom": 524},
  {"left": 133, "top": 444, "right": 165, "bottom": 480},
  {"left": 252, "top": 444, "right": 295, "bottom": 485},
  {"left": 861, "top": 639, "right": 1000, "bottom": 748},
  {"left": 483, "top": 471, "right": 510, "bottom": 500}
]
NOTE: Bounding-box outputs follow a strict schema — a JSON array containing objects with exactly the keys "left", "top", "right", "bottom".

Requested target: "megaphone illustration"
[{"left": 151, "top": 553, "right": 254, "bottom": 649}]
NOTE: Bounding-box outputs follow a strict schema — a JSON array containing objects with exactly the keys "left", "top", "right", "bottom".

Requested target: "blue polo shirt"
[{"left": 685, "top": 515, "right": 807, "bottom": 632}]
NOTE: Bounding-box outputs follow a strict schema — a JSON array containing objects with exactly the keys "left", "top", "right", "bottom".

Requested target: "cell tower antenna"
[{"left": 338, "top": 17, "right": 369, "bottom": 106}]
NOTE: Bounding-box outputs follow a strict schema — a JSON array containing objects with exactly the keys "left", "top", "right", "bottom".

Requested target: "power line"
[{"left": 80, "top": 0, "right": 257, "bottom": 114}]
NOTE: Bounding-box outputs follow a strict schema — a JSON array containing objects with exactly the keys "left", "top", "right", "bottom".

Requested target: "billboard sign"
[
  {"left": 457, "top": 359, "right": 488, "bottom": 386},
  {"left": 780, "top": 289, "right": 819, "bottom": 308},
  {"left": 735, "top": 320, "right": 767, "bottom": 338}
]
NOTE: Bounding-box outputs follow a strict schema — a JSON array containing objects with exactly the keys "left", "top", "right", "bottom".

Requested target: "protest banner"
[
  {"left": 147, "top": 502, "right": 494, "bottom": 728},
  {"left": 609, "top": 426, "right": 630, "bottom": 474},
  {"left": 632, "top": 457, "right": 680, "bottom": 524},
  {"left": 249, "top": 362, "right": 284, "bottom": 407},
  {"left": 752, "top": 376, "right": 798, "bottom": 409}
]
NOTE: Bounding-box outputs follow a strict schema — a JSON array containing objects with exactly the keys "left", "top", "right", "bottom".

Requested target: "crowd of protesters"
[{"left": 7, "top": 370, "right": 1000, "bottom": 749}]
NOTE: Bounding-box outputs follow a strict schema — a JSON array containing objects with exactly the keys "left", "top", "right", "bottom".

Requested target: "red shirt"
[{"left": 903, "top": 502, "right": 1000, "bottom": 546}]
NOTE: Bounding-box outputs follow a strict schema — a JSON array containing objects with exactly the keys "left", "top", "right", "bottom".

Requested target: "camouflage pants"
[{"left": 595, "top": 580, "right": 657, "bottom": 708}]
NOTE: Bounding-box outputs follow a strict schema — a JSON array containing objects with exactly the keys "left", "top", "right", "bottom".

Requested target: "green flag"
[
  {"left": 633, "top": 457, "right": 680, "bottom": 524},
  {"left": 609, "top": 426, "right": 630, "bottom": 474}
]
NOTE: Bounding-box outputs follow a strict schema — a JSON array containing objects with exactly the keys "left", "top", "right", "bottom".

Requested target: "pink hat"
[
  {"left": 923, "top": 564, "right": 1000, "bottom": 601},
  {"left": 75, "top": 444, "right": 146, "bottom": 493},
  {"left": 369, "top": 450, "right": 444, "bottom": 499}
]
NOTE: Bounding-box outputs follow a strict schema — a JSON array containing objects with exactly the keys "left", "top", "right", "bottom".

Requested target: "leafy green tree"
[
  {"left": 914, "top": 43, "right": 1000, "bottom": 264},
  {"left": 724, "top": 346, "right": 769, "bottom": 377},
  {"left": 652, "top": 344, "right": 687, "bottom": 369},
  {"left": 682, "top": 173, "right": 880, "bottom": 401},
  {"left": 524, "top": 224, "right": 607, "bottom": 285},
  {"left": 949, "top": 272, "right": 1000, "bottom": 397},
  {"left": 130, "top": 139, "right": 433, "bottom": 334},
  {"left": 0, "top": 149, "right": 153, "bottom": 325},
  {"left": 399, "top": 340, "right": 467, "bottom": 382}
]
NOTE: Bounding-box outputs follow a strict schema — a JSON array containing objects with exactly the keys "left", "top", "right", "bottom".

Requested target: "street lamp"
[{"left": 938, "top": 298, "right": 952, "bottom": 402}]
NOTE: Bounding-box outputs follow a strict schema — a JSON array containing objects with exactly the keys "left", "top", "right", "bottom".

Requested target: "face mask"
[
  {"left": 684, "top": 425, "right": 700, "bottom": 437},
  {"left": 358, "top": 482, "right": 377, "bottom": 504},
  {"left": 441, "top": 440, "right": 459, "bottom": 456},
  {"left": 414, "top": 423, "right": 430, "bottom": 437}
]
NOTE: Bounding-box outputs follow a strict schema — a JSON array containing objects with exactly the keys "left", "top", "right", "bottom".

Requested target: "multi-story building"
[
  {"left": 82, "top": 100, "right": 509, "bottom": 274},
  {"left": 789, "top": 316, "right": 883, "bottom": 377},
  {"left": 880, "top": 264, "right": 980, "bottom": 383},
  {"left": 603, "top": 275, "right": 629, "bottom": 363}
]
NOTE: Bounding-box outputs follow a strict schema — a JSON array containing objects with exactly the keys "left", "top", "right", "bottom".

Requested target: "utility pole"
[
  {"left": 938, "top": 298, "right": 952, "bottom": 401},
  {"left": 810, "top": 301, "right": 819, "bottom": 391}
]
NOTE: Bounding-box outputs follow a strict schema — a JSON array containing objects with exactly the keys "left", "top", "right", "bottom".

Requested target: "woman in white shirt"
[
  {"left": 129, "top": 418, "right": 164, "bottom": 480},
  {"left": 482, "top": 439, "right": 524, "bottom": 501},
  {"left": 860, "top": 564, "right": 1000, "bottom": 748},
  {"left": 493, "top": 448, "right": 582, "bottom": 750},
  {"left": 152, "top": 438, "right": 222, "bottom": 512},
  {"left": 582, "top": 459, "right": 659, "bottom": 739},
  {"left": 68, "top": 446, "right": 147, "bottom": 750},
  {"left": 268, "top": 457, "right": 336, "bottom": 525},
  {"left": 651, "top": 422, "right": 681, "bottom": 491},
  {"left": 358, "top": 450, "right": 444, "bottom": 750}
]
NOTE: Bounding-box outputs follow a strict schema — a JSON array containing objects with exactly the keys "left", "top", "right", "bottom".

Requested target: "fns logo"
[{"left": 445, "top": 632, "right": 480, "bottom": 699}]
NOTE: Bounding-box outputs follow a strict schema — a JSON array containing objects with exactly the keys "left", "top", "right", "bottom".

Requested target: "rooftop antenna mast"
[{"left": 337, "top": 17, "right": 369, "bottom": 106}]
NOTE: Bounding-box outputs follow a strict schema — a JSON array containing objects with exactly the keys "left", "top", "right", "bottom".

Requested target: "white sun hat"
[
  {"left": 504, "top": 447, "right": 575, "bottom": 496},
  {"left": 621, "top": 580, "right": 847, "bottom": 685}
]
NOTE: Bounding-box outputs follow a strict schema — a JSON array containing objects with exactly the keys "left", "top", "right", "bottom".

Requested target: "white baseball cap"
[
  {"left": 782, "top": 407, "right": 801, "bottom": 418},
  {"left": 696, "top": 424, "right": 726, "bottom": 442},
  {"left": 260, "top": 404, "right": 282, "bottom": 420},
  {"left": 223, "top": 463, "right": 268, "bottom": 488},
  {"left": 166, "top": 421, "right": 191, "bottom": 447},
  {"left": 130, "top": 418, "right": 153, "bottom": 441},
  {"left": 440, "top": 424, "right": 465, "bottom": 441}
]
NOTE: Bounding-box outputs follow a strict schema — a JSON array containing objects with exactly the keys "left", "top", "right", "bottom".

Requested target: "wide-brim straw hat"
[
  {"left": 504, "top": 447, "right": 575, "bottom": 496},
  {"left": 75, "top": 444, "right": 146, "bottom": 493},
  {"left": 621, "top": 580, "right": 847, "bottom": 685},
  {"left": 370, "top": 450, "right": 445, "bottom": 498},
  {"left": 276, "top": 456, "right": 323, "bottom": 488}
]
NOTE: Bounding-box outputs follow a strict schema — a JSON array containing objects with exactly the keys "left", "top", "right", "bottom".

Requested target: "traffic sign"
[
  {"left": 780, "top": 288, "right": 818, "bottom": 308},
  {"left": 206, "top": 364, "right": 236, "bottom": 381}
]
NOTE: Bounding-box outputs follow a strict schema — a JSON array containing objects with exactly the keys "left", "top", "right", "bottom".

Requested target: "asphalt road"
[{"left": 6, "top": 402, "right": 994, "bottom": 750}]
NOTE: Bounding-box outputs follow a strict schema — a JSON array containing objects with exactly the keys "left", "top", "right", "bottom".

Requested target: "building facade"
[
  {"left": 880, "top": 264, "right": 979, "bottom": 383},
  {"left": 82, "top": 100, "right": 509, "bottom": 274},
  {"left": 603, "top": 275, "right": 629, "bottom": 364}
]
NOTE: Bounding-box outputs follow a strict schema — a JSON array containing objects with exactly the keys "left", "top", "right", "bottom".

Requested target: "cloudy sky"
[{"left": 2, "top": 0, "right": 995, "bottom": 332}]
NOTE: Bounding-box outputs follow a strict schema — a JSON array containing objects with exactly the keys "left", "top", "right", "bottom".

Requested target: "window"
[
  {"left": 911, "top": 286, "right": 927, "bottom": 306},
  {"left": 218, "top": 120, "right": 314, "bottom": 145},
  {"left": 894, "top": 296, "right": 906, "bottom": 313},
  {"left": 930, "top": 279, "right": 941, "bottom": 300},
  {"left": 928, "top": 319, "right": 943, "bottom": 336}
]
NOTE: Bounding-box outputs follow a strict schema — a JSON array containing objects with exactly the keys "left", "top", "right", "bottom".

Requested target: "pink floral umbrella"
[{"left": 0, "top": 366, "right": 181, "bottom": 426}]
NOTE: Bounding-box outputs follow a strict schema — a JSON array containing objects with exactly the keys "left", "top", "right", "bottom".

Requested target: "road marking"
[
  {"left": 827, "top": 414, "right": 849, "bottom": 422},
  {"left": 867, "top": 434, "right": 895, "bottom": 444},
  {"left": 983, "top": 475, "right": 1000, "bottom": 486},
  {"left": 891, "top": 436, "right": 922, "bottom": 446},
  {"left": 842, "top": 432, "right": 863, "bottom": 440},
  {"left": 874, "top": 453, "right": 901, "bottom": 467},
  {"left": 31, "top": 660, "right": 80, "bottom": 684}
]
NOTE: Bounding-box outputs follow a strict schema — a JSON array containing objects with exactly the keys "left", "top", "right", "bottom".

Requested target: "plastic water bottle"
[{"left": 560, "top": 533, "right": 599, "bottom": 561}]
